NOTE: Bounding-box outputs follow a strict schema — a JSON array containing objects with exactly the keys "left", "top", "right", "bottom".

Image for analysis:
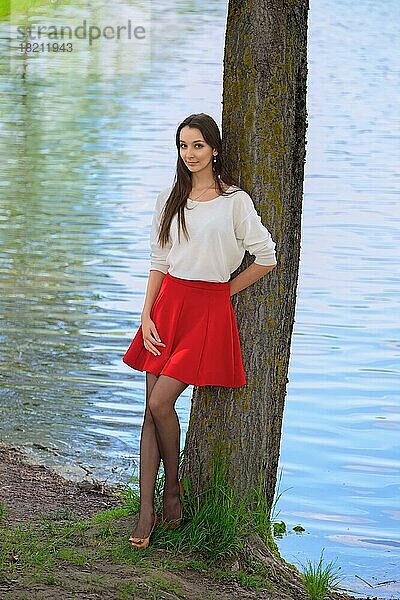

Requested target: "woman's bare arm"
[{"left": 141, "top": 269, "right": 166, "bottom": 320}]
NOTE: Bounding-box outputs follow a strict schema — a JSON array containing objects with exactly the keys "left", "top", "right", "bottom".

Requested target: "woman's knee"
[
  {"left": 145, "top": 372, "right": 158, "bottom": 403},
  {"left": 143, "top": 405, "right": 155, "bottom": 424},
  {"left": 148, "top": 395, "right": 170, "bottom": 420}
]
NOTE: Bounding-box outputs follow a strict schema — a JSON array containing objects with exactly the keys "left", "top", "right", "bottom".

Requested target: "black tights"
[{"left": 132, "top": 372, "right": 188, "bottom": 537}]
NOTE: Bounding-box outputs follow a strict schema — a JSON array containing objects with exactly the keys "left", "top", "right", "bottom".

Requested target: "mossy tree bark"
[{"left": 183, "top": 0, "right": 309, "bottom": 511}]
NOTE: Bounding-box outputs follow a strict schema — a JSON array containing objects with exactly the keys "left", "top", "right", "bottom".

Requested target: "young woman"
[{"left": 122, "top": 113, "right": 277, "bottom": 549}]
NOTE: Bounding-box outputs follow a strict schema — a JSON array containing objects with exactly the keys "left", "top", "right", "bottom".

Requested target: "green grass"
[
  {"left": 114, "top": 447, "right": 295, "bottom": 567},
  {"left": 300, "top": 550, "right": 343, "bottom": 600},
  {"left": 115, "top": 575, "right": 185, "bottom": 600},
  {"left": 120, "top": 447, "right": 283, "bottom": 563},
  {"left": 168, "top": 455, "right": 249, "bottom": 560},
  {"left": 57, "top": 547, "right": 93, "bottom": 565},
  {"left": 116, "top": 581, "right": 141, "bottom": 599}
]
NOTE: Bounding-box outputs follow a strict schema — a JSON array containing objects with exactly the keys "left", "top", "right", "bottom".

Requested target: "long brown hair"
[{"left": 157, "top": 113, "right": 241, "bottom": 247}]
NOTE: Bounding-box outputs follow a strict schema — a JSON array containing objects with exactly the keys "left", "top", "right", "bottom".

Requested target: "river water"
[{"left": 0, "top": 1, "right": 398, "bottom": 598}]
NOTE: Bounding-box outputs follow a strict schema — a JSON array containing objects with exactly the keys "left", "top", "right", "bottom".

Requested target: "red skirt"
[{"left": 122, "top": 272, "right": 246, "bottom": 388}]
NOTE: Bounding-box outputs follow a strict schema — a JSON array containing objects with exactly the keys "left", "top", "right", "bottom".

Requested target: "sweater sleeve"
[
  {"left": 234, "top": 193, "right": 277, "bottom": 266},
  {"left": 149, "top": 189, "right": 172, "bottom": 274}
]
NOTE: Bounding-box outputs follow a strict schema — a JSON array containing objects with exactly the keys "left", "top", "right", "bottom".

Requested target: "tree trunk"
[{"left": 183, "top": 0, "right": 309, "bottom": 509}]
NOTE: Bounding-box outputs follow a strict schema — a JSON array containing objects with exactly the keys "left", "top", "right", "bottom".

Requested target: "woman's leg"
[
  {"left": 131, "top": 373, "right": 188, "bottom": 538},
  {"left": 130, "top": 372, "right": 160, "bottom": 539},
  {"left": 148, "top": 374, "right": 189, "bottom": 521}
]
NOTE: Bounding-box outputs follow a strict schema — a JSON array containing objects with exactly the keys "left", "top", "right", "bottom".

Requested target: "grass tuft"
[
  {"left": 300, "top": 549, "right": 343, "bottom": 600},
  {"left": 177, "top": 454, "right": 249, "bottom": 560}
]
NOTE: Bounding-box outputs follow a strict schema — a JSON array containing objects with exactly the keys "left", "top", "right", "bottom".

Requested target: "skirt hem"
[{"left": 122, "top": 359, "right": 246, "bottom": 388}]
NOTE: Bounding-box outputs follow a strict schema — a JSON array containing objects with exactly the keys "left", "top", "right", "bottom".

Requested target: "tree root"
[{"left": 244, "top": 533, "right": 309, "bottom": 599}]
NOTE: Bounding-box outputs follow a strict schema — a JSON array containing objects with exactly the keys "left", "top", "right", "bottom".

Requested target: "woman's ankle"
[
  {"left": 163, "top": 480, "right": 180, "bottom": 495},
  {"left": 138, "top": 505, "right": 155, "bottom": 518}
]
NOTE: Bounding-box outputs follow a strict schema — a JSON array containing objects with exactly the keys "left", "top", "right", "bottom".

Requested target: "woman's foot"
[
  {"left": 128, "top": 510, "right": 158, "bottom": 548},
  {"left": 161, "top": 481, "right": 184, "bottom": 528}
]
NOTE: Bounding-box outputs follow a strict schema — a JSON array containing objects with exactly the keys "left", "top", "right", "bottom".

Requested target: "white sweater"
[{"left": 149, "top": 185, "right": 277, "bottom": 283}]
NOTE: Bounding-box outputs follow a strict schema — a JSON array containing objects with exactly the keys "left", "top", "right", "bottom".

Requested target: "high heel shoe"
[
  {"left": 161, "top": 480, "right": 184, "bottom": 530},
  {"left": 128, "top": 512, "right": 158, "bottom": 549}
]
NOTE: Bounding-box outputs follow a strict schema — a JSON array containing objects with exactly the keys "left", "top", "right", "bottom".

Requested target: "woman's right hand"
[{"left": 141, "top": 314, "right": 166, "bottom": 356}]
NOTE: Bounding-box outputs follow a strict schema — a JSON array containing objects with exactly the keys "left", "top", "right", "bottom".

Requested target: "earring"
[{"left": 213, "top": 155, "right": 217, "bottom": 163}]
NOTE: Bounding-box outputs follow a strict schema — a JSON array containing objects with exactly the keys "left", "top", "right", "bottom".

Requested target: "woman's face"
[{"left": 179, "top": 126, "right": 216, "bottom": 175}]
